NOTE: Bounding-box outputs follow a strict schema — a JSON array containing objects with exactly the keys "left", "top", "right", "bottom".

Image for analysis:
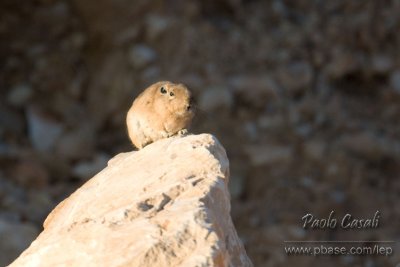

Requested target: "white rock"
[{"left": 9, "top": 134, "right": 253, "bottom": 267}]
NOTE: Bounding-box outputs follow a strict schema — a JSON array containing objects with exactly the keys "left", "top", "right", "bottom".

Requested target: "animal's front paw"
[{"left": 177, "top": 129, "right": 188, "bottom": 136}]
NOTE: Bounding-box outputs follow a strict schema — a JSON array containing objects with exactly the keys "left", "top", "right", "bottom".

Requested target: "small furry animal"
[{"left": 126, "top": 81, "right": 195, "bottom": 149}]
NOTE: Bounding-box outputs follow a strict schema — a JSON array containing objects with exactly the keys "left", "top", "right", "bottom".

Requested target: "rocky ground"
[{"left": 1, "top": 0, "right": 400, "bottom": 266}]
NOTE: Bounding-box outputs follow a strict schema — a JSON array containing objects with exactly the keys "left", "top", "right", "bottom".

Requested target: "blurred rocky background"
[{"left": 1, "top": 0, "right": 400, "bottom": 266}]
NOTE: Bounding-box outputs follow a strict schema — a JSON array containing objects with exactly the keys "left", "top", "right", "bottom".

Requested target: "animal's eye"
[
  {"left": 170, "top": 92, "right": 174, "bottom": 97},
  {"left": 160, "top": 86, "right": 167, "bottom": 94}
]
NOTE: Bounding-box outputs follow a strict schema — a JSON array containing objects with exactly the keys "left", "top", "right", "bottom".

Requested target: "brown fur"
[{"left": 127, "top": 81, "right": 195, "bottom": 149}]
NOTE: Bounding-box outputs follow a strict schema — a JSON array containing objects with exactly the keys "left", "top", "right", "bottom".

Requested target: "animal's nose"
[{"left": 187, "top": 96, "right": 196, "bottom": 111}]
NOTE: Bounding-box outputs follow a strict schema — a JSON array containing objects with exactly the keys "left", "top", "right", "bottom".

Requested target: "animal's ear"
[{"left": 160, "top": 86, "right": 167, "bottom": 94}]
